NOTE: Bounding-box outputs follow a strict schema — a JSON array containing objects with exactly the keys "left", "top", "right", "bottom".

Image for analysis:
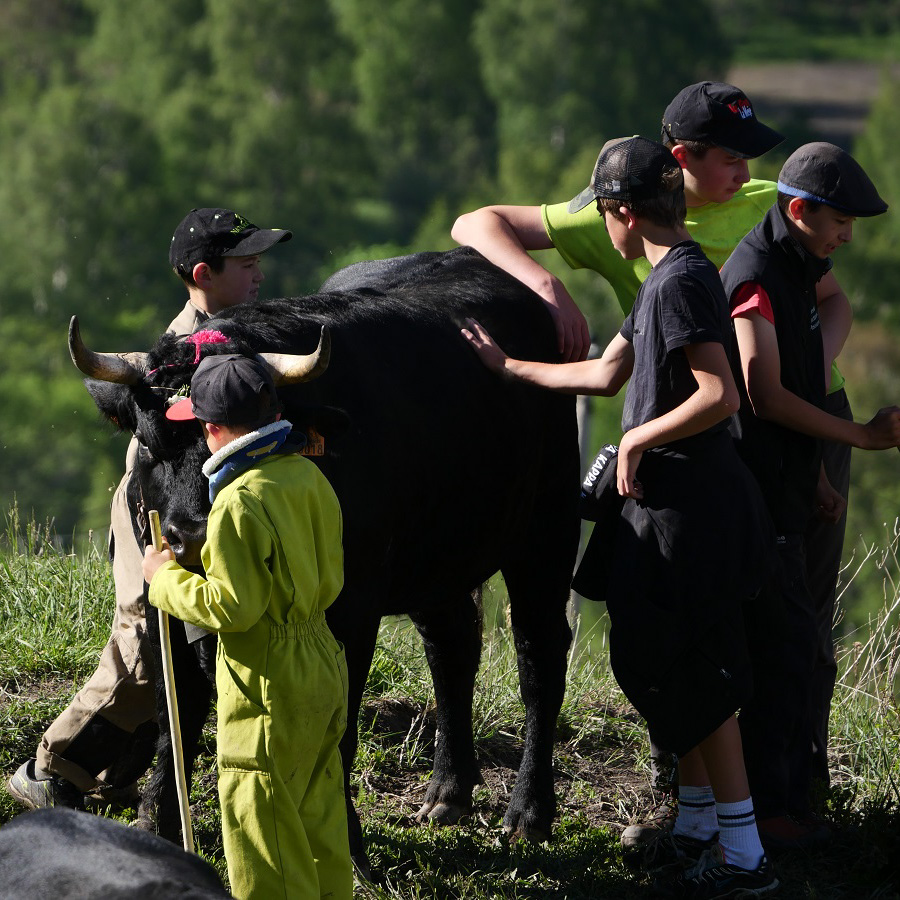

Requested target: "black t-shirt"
[{"left": 620, "top": 241, "right": 732, "bottom": 442}]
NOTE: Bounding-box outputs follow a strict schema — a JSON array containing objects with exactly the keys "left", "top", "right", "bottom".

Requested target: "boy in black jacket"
[{"left": 721, "top": 142, "right": 900, "bottom": 850}]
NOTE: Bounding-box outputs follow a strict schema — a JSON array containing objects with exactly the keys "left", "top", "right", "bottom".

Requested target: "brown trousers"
[{"left": 37, "top": 441, "right": 158, "bottom": 791}]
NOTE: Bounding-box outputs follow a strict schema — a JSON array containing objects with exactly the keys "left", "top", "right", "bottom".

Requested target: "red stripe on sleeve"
[{"left": 730, "top": 281, "right": 774, "bottom": 324}]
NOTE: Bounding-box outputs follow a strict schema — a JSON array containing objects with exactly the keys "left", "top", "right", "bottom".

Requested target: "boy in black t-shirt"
[
  {"left": 721, "top": 143, "right": 900, "bottom": 850},
  {"left": 463, "top": 137, "right": 777, "bottom": 898}
]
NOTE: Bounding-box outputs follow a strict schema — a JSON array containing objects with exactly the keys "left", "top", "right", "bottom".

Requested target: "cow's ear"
[
  {"left": 84, "top": 380, "right": 139, "bottom": 434},
  {"left": 293, "top": 405, "right": 351, "bottom": 438}
]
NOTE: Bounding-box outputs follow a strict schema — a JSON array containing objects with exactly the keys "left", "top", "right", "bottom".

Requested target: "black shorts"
[{"left": 611, "top": 605, "right": 754, "bottom": 757}]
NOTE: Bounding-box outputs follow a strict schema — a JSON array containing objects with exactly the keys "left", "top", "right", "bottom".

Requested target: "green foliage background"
[{"left": 1, "top": 0, "right": 899, "bottom": 627}]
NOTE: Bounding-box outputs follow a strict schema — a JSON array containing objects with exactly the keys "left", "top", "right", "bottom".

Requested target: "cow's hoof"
[
  {"left": 352, "top": 852, "right": 372, "bottom": 883},
  {"left": 132, "top": 813, "right": 156, "bottom": 833},
  {"left": 502, "top": 821, "right": 550, "bottom": 843},
  {"left": 414, "top": 798, "right": 471, "bottom": 826}
]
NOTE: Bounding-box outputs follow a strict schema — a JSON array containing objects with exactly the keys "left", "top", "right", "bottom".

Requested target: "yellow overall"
[{"left": 151, "top": 452, "right": 352, "bottom": 899}]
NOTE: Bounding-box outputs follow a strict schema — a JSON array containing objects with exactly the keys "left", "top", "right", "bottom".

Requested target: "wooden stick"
[{"left": 149, "top": 509, "right": 195, "bottom": 854}]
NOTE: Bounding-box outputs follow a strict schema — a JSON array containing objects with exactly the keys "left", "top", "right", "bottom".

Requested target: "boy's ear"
[
  {"left": 192, "top": 261, "right": 213, "bottom": 289},
  {"left": 620, "top": 206, "right": 639, "bottom": 230},
  {"left": 787, "top": 196, "right": 807, "bottom": 223},
  {"left": 670, "top": 144, "right": 689, "bottom": 169}
]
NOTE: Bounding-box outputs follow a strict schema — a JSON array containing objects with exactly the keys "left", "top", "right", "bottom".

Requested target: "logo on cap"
[{"left": 728, "top": 99, "right": 753, "bottom": 120}]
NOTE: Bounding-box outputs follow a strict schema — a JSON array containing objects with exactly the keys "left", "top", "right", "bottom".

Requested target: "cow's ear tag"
[{"left": 300, "top": 426, "right": 325, "bottom": 456}]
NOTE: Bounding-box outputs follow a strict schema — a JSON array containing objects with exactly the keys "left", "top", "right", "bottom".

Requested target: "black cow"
[
  {"left": 70, "top": 248, "right": 580, "bottom": 869},
  {"left": 0, "top": 808, "right": 230, "bottom": 899}
]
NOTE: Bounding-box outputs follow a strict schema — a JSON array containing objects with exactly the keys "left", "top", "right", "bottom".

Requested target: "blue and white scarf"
[{"left": 203, "top": 419, "right": 294, "bottom": 502}]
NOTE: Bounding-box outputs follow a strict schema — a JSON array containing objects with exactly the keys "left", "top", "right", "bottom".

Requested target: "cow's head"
[{"left": 69, "top": 316, "right": 330, "bottom": 564}]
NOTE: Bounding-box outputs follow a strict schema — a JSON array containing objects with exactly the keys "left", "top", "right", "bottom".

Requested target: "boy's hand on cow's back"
[
  {"left": 461, "top": 318, "right": 511, "bottom": 375},
  {"left": 542, "top": 280, "right": 591, "bottom": 363},
  {"left": 142, "top": 540, "right": 175, "bottom": 585},
  {"left": 861, "top": 406, "right": 900, "bottom": 450}
]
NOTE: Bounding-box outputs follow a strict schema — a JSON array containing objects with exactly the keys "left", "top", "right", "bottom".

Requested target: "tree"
[
  {"left": 844, "top": 73, "right": 900, "bottom": 325},
  {"left": 331, "top": 0, "right": 497, "bottom": 241},
  {"left": 472, "top": 0, "right": 731, "bottom": 202},
  {"left": 0, "top": 0, "right": 90, "bottom": 99}
]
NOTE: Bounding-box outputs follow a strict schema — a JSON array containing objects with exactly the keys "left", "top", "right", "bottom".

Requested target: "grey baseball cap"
[{"left": 166, "top": 354, "right": 282, "bottom": 427}]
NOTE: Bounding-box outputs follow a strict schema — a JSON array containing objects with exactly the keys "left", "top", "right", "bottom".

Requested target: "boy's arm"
[
  {"left": 816, "top": 271, "right": 852, "bottom": 381},
  {"left": 616, "top": 342, "right": 739, "bottom": 499},
  {"left": 733, "top": 309, "right": 900, "bottom": 449},
  {"left": 451, "top": 205, "right": 590, "bottom": 362},
  {"left": 143, "top": 541, "right": 175, "bottom": 583},
  {"left": 815, "top": 462, "right": 846, "bottom": 524},
  {"left": 145, "top": 500, "right": 273, "bottom": 632},
  {"left": 461, "top": 318, "right": 633, "bottom": 396}
]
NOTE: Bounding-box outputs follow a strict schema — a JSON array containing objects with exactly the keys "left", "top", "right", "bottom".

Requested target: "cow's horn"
[
  {"left": 68, "top": 316, "right": 148, "bottom": 385},
  {"left": 258, "top": 325, "right": 331, "bottom": 385}
]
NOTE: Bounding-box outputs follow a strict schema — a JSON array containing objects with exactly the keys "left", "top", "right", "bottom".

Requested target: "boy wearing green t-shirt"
[
  {"left": 452, "top": 81, "right": 854, "bottom": 854},
  {"left": 451, "top": 81, "right": 854, "bottom": 366}
]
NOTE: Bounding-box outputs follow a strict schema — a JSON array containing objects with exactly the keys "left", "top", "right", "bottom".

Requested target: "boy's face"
[
  {"left": 202, "top": 255, "right": 265, "bottom": 311},
  {"left": 675, "top": 146, "right": 751, "bottom": 206},
  {"left": 790, "top": 200, "right": 855, "bottom": 259},
  {"left": 200, "top": 420, "right": 250, "bottom": 456},
  {"left": 602, "top": 208, "right": 642, "bottom": 260}
]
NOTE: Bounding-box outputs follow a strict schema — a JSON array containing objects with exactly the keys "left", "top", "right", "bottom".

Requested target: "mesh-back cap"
[{"left": 568, "top": 137, "right": 683, "bottom": 213}]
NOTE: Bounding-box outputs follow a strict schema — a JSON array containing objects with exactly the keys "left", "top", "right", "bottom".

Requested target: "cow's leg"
[
  {"left": 409, "top": 589, "right": 483, "bottom": 826},
  {"left": 326, "top": 600, "right": 382, "bottom": 877},
  {"left": 138, "top": 614, "right": 215, "bottom": 844},
  {"left": 500, "top": 517, "right": 577, "bottom": 841}
]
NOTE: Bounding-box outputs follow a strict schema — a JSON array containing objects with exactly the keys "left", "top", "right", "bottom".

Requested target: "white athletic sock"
[
  {"left": 716, "top": 798, "right": 765, "bottom": 870},
  {"left": 672, "top": 784, "right": 718, "bottom": 840}
]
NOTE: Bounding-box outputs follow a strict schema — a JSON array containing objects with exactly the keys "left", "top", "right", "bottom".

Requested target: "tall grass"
[
  {"left": 0, "top": 504, "right": 111, "bottom": 679},
  {"left": 829, "top": 523, "right": 900, "bottom": 806}
]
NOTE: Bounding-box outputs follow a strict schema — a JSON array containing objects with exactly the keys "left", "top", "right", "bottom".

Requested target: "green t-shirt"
[
  {"left": 542, "top": 178, "right": 845, "bottom": 392},
  {"left": 542, "top": 178, "right": 778, "bottom": 315}
]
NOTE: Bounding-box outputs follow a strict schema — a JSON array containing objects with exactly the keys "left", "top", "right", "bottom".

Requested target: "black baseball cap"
[
  {"left": 169, "top": 208, "right": 292, "bottom": 273},
  {"left": 166, "top": 355, "right": 282, "bottom": 428},
  {"left": 661, "top": 81, "right": 784, "bottom": 159},
  {"left": 568, "top": 137, "right": 683, "bottom": 213},
  {"left": 777, "top": 142, "right": 888, "bottom": 217}
]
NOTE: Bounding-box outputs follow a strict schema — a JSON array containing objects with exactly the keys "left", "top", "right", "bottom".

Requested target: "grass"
[
  {"left": 0, "top": 505, "right": 111, "bottom": 679},
  {"left": 0, "top": 508, "right": 899, "bottom": 897}
]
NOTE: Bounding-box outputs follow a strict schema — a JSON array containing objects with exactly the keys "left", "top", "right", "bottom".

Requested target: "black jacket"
[{"left": 721, "top": 204, "right": 831, "bottom": 534}]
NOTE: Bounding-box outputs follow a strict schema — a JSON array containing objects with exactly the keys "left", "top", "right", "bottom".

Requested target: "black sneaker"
[
  {"left": 625, "top": 829, "right": 717, "bottom": 873},
  {"left": 6, "top": 759, "right": 84, "bottom": 811},
  {"left": 757, "top": 813, "right": 831, "bottom": 854},
  {"left": 654, "top": 843, "right": 779, "bottom": 898}
]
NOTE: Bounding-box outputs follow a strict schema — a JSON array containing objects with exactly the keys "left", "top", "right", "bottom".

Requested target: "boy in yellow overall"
[{"left": 143, "top": 353, "right": 352, "bottom": 900}]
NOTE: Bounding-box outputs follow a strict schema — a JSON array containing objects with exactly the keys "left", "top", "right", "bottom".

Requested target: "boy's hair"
[
  {"left": 598, "top": 165, "right": 686, "bottom": 228},
  {"left": 568, "top": 136, "right": 685, "bottom": 227},
  {"left": 661, "top": 136, "right": 714, "bottom": 159},
  {"left": 776, "top": 192, "right": 821, "bottom": 217},
  {"left": 174, "top": 255, "right": 226, "bottom": 288}
]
